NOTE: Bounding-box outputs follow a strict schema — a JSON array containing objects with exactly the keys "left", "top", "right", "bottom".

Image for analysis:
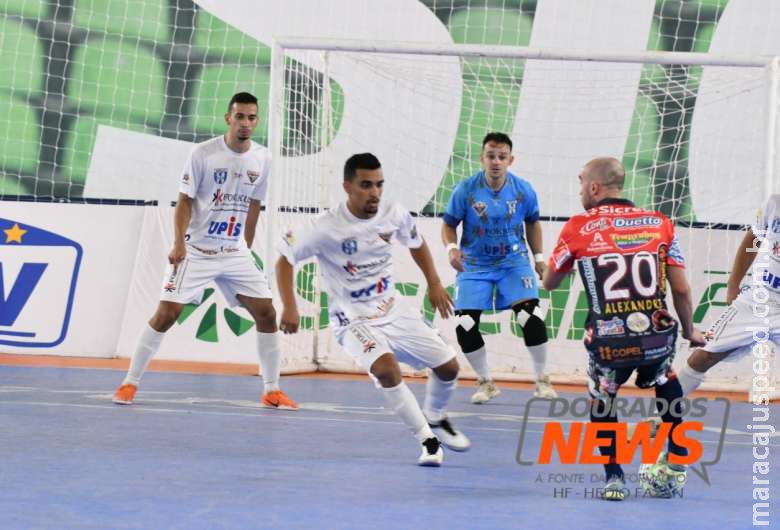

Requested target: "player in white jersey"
[
  {"left": 276, "top": 153, "right": 471, "bottom": 466},
  {"left": 112, "top": 92, "right": 297, "bottom": 410},
  {"left": 677, "top": 194, "right": 780, "bottom": 396}
]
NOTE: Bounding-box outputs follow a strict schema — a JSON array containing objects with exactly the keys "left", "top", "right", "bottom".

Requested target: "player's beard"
[
  {"left": 363, "top": 199, "right": 379, "bottom": 216},
  {"left": 486, "top": 168, "right": 506, "bottom": 186},
  {"left": 581, "top": 190, "right": 596, "bottom": 210}
]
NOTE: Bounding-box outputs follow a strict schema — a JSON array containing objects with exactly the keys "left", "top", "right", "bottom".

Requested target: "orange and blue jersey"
[{"left": 548, "top": 198, "right": 685, "bottom": 367}]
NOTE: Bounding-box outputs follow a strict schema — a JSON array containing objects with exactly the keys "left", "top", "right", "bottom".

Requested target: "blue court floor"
[{"left": 0, "top": 366, "right": 777, "bottom": 530}]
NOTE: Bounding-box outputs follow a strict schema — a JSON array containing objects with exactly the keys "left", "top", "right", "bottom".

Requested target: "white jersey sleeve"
[
  {"left": 179, "top": 147, "right": 203, "bottom": 198},
  {"left": 250, "top": 155, "right": 270, "bottom": 202},
  {"left": 753, "top": 194, "right": 778, "bottom": 235},
  {"left": 394, "top": 203, "right": 423, "bottom": 249},
  {"left": 277, "top": 219, "right": 324, "bottom": 265}
]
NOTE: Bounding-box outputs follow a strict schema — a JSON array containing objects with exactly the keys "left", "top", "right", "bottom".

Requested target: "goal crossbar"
[{"left": 274, "top": 36, "right": 773, "bottom": 68}]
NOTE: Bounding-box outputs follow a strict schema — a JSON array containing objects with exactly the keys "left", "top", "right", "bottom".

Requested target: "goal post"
[{"left": 265, "top": 37, "right": 780, "bottom": 396}]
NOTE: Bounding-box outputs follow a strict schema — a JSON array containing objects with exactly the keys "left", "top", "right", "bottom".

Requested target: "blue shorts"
[{"left": 454, "top": 265, "right": 539, "bottom": 311}]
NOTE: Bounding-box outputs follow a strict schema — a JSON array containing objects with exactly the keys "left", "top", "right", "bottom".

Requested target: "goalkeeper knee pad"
[
  {"left": 512, "top": 299, "right": 548, "bottom": 347},
  {"left": 454, "top": 310, "right": 484, "bottom": 353}
]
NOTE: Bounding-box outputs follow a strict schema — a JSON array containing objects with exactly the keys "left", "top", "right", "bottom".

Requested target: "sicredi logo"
[{"left": 0, "top": 218, "right": 82, "bottom": 347}]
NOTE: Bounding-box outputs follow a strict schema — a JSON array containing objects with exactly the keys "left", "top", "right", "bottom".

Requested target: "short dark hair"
[
  {"left": 344, "top": 153, "right": 381, "bottom": 181},
  {"left": 482, "top": 132, "right": 512, "bottom": 151},
  {"left": 227, "top": 92, "right": 258, "bottom": 113}
]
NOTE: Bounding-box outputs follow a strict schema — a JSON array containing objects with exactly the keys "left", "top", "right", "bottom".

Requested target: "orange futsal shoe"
[
  {"left": 261, "top": 389, "right": 299, "bottom": 410},
  {"left": 112, "top": 383, "right": 137, "bottom": 405}
]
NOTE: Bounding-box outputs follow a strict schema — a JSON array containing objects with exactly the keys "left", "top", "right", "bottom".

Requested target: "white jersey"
[
  {"left": 179, "top": 136, "right": 270, "bottom": 251},
  {"left": 278, "top": 201, "right": 423, "bottom": 326},
  {"left": 753, "top": 194, "right": 780, "bottom": 301}
]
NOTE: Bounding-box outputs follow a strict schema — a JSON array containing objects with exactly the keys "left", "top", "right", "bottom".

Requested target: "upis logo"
[
  {"left": 0, "top": 218, "right": 82, "bottom": 347},
  {"left": 207, "top": 217, "right": 242, "bottom": 237}
]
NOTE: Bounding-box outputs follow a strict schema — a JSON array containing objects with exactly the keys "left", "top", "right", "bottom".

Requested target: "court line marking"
[
  {"left": 1, "top": 384, "right": 769, "bottom": 438},
  {"left": 2, "top": 398, "right": 776, "bottom": 447}
]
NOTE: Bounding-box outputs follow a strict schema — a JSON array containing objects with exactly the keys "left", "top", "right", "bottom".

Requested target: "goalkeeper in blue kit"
[{"left": 441, "top": 132, "right": 557, "bottom": 403}]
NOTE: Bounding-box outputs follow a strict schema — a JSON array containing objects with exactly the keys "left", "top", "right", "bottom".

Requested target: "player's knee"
[
  {"left": 370, "top": 354, "right": 402, "bottom": 388},
  {"left": 512, "top": 299, "right": 548, "bottom": 347},
  {"left": 150, "top": 302, "right": 183, "bottom": 332},
  {"left": 246, "top": 300, "right": 276, "bottom": 327},
  {"left": 432, "top": 357, "right": 459, "bottom": 382},
  {"left": 688, "top": 348, "right": 723, "bottom": 372},
  {"left": 256, "top": 304, "right": 277, "bottom": 325},
  {"left": 454, "top": 310, "right": 484, "bottom": 353}
]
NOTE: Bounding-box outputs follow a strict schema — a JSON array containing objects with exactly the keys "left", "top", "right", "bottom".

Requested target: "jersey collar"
[
  {"left": 480, "top": 170, "right": 509, "bottom": 193},
  {"left": 595, "top": 197, "right": 635, "bottom": 207}
]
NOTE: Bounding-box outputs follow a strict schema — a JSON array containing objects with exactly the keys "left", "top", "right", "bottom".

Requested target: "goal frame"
[{"left": 264, "top": 37, "right": 780, "bottom": 398}]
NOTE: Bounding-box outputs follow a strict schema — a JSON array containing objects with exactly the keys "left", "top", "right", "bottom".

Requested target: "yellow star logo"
[{"left": 4, "top": 223, "right": 27, "bottom": 244}]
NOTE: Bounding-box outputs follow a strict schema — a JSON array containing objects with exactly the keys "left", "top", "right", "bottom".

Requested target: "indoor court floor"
[{"left": 1, "top": 362, "right": 776, "bottom": 530}]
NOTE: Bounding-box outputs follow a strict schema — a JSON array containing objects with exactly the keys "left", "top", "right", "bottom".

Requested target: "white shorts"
[
  {"left": 705, "top": 287, "right": 780, "bottom": 360},
  {"left": 159, "top": 247, "right": 271, "bottom": 307},
  {"left": 334, "top": 310, "right": 456, "bottom": 373}
]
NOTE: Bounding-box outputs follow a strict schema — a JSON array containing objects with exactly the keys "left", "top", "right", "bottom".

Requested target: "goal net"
[{"left": 267, "top": 37, "right": 780, "bottom": 394}]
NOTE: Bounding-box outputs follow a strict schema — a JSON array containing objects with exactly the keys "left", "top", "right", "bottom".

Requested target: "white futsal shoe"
[
  {"left": 428, "top": 416, "right": 471, "bottom": 452},
  {"left": 418, "top": 437, "right": 444, "bottom": 466},
  {"left": 534, "top": 375, "right": 558, "bottom": 399},
  {"left": 471, "top": 378, "right": 501, "bottom": 404}
]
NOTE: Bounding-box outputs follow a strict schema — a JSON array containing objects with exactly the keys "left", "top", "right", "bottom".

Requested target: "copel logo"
[
  {"left": 208, "top": 217, "right": 242, "bottom": 237},
  {"left": 0, "top": 218, "right": 82, "bottom": 347}
]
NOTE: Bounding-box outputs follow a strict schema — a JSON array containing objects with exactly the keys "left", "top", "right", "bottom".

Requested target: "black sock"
[
  {"left": 590, "top": 396, "right": 623, "bottom": 480},
  {"left": 655, "top": 378, "right": 688, "bottom": 461}
]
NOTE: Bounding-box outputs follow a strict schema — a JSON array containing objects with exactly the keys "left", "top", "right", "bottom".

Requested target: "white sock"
[
  {"left": 381, "top": 382, "right": 435, "bottom": 442},
  {"left": 677, "top": 362, "right": 707, "bottom": 395},
  {"left": 423, "top": 372, "right": 456, "bottom": 423},
  {"left": 257, "top": 331, "right": 281, "bottom": 393},
  {"left": 123, "top": 324, "right": 165, "bottom": 386},
  {"left": 464, "top": 345, "right": 491, "bottom": 380},
  {"left": 527, "top": 343, "right": 548, "bottom": 380}
]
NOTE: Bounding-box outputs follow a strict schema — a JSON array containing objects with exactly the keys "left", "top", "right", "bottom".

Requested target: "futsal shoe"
[
  {"left": 533, "top": 375, "right": 558, "bottom": 399},
  {"left": 261, "top": 389, "right": 299, "bottom": 410},
  {"left": 603, "top": 474, "right": 627, "bottom": 501},
  {"left": 418, "top": 437, "right": 444, "bottom": 466},
  {"left": 471, "top": 378, "right": 501, "bottom": 404},
  {"left": 428, "top": 416, "right": 471, "bottom": 452},
  {"left": 112, "top": 383, "right": 137, "bottom": 405}
]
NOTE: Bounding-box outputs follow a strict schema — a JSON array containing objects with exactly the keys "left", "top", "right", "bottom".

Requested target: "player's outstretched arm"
[
  {"left": 170, "top": 193, "right": 193, "bottom": 269},
  {"left": 726, "top": 228, "right": 760, "bottom": 304},
  {"left": 525, "top": 220, "right": 545, "bottom": 279},
  {"left": 244, "top": 199, "right": 261, "bottom": 249},
  {"left": 667, "top": 266, "right": 705, "bottom": 347},
  {"left": 275, "top": 256, "right": 300, "bottom": 333},
  {"left": 410, "top": 239, "right": 453, "bottom": 319}
]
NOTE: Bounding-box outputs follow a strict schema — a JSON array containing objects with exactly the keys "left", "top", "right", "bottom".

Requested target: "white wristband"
[
  {"left": 446, "top": 242, "right": 459, "bottom": 253},
  {"left": 534, "top": 253, "right": 544, "bottom": 263}
]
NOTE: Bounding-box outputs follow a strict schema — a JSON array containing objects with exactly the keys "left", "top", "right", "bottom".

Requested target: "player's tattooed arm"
[
  {"left": 410, "top": 239, "right": 454, "bottom": 318},
  {"left": 726, "top": 228, "right": 760, "bottom": 304},
  {"left": 170, "top": 193, "right": 193, "bottom": 270},
  {"left": 275, "top": 256, "right": 300, "bottom": 333}
]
